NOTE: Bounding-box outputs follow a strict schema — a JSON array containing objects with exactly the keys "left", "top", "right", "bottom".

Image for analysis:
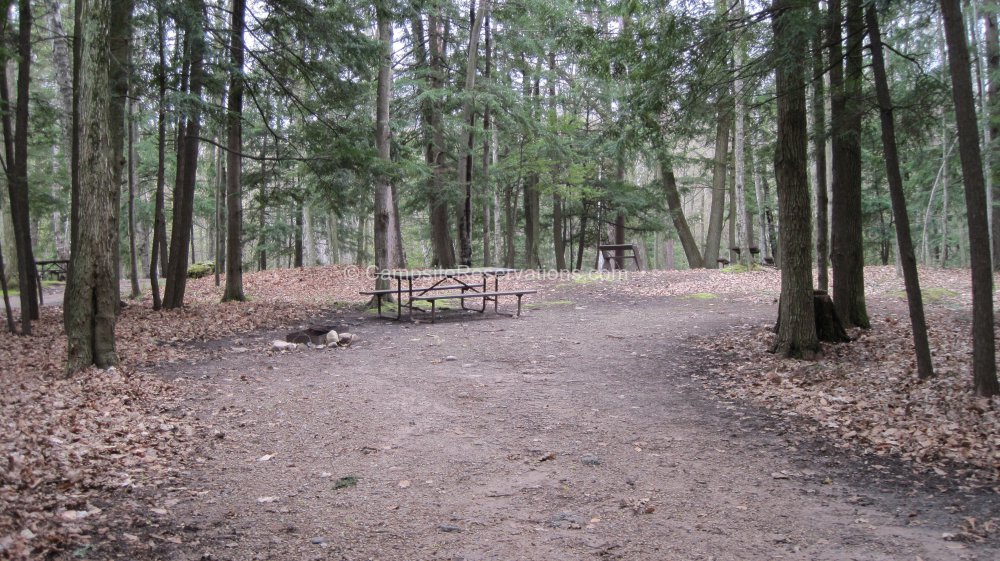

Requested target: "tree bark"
[
  {"left": 150, "top": 6, "right": 168, "bottom": 309},
  {"left": 373, "top": 0, "right": 398, "bottom": 288},
  {"left": 163, "top": 0, "right": 205, "bottom": 309},
  {"left": 659, "top": 155, "right": 703, "bottom": 268},
  {"left": 127, "top": 89, "right": 140, "bottom": 298},
  {"left": 426, "top": 11, "right": 455, "bottom": 268},
  {"left": 771, "top": 0, "right": 819, "bottom": 359},
  {"left": 704, "top": 106, "right": 731, "bottom": 268},
  {"left": 222, "top": 0, "right": 245, "bottom": 301},
  {"left": 939, "top": 0, "right": 999, "bottom": 396},
  {"left": 2, "top": 0, "right": 39, "bottom": 331},
  {"left": 813, "top": 0, "right": 829, "bottom": 289},
  {"left": 456, "top": 0, "right": 488, "bottom": 267},
  {"left": 0, "top": 232, "right": 13, "bottom": 332},
  {"left": 481, "top": 10, "right": 493, "bottom": 267},
  {"left": 830, "top": 0, "right": 869, "bottom": 328},
  {"left": 866, "top": 4, "right": 934, "bottom": 380},
  {"left": 65, "top": 0, "right": 132, "bottom": 373},
  {"left": 986, "top": 10, "right": 1000, "bottom": 269},
  {"left": 733, "top": 0, "right": 750, "bottom": 268}
]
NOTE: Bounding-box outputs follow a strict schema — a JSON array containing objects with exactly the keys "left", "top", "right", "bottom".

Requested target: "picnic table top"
[
  {"left": 597, "top": 244, "right": 637, "bottom": 250},
  {"left": 378, "top": 267, "right": 517, "bottom": 280}
]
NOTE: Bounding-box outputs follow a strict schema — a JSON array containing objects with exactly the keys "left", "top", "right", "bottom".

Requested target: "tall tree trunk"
[
  {"left": 456, "top": 0, "right": 488, "bottom": 267},
  {"left": 426, "top": 11, "right": 455, "bottom": 268},
  {"left": 66, "top": 0, "right": 133, "bottom": 373},
  {"left": 704, "top": 107, "right": 731, "bottom": 268},
  {"left": 733, "top": 0, "right": 751, "bottom": 267},
  {"left": 939, "top": 0, "right": 999, "bottom": 396},
  {"left": 867, "top": 4, "right": 933, "bottom": 380},
  {"left": 3, "top": 0, "right": 39, "bottom": 330},
  {"left": 751, "top": 136, "right": 772, "bottom": 264},
  {"left": 576, "top": 199, "right": 588, "bottom": 271},
  {"left": 45, "top": 0, "right": 73, "bottom": 261},
  {"left": 549, "top": 51, "right": 566, "bottom": 271},
  {"left": 374, "top": 1, "right": 399, "bottom": 289},
  {"left": 150, "top": 6, "right": 168, "bottom": 309},
  {"left": 163, "top": 0, "right": 205, "bottom": 310},
  {"left": 813, "top": 0, "right": 829, "bottom": 288},
  {"left": 771, "top": 0, "right": 819, "bottom": 358},
  {"left": 222, "top": 0, "right": 245, "bottom": 301},
  {"left": 70, "top": 0, "right": 82, "bottom": 256},
  {"left": 481, "top": 10, "right": 493, "bottom": 267},
  {"left": 659, "top": 154, "right": 703, "bottom": 268},
  {"left": 985, "top": 10, "right": 1000, "bottom": 269},
  {"left": 127, "top": 90, "right": 140, "bottom": 298},
  {"left": 830, "top": 0, "right": 869, "bottom": 328}
]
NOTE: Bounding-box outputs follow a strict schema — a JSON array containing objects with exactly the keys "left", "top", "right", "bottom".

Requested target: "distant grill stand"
[{"left": 361, "top": 267, "right": 536, "bottom": 322}]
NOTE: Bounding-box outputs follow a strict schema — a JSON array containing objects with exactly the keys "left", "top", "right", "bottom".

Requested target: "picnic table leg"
[
  {"left": 393, "top": 278, "right": 400, "bottom": 320},
  {"left": 430, "top": 299, "right": 436, "bottom": 323},
  {"left": 407, "top": 278, "right": 414, "bottom": 321},
  {"left": 516, "top": 294, "right": 523, "bottom": 317}
]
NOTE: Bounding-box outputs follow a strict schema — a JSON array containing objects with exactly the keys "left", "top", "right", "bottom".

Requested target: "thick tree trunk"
[
  {"left": 426, "top": 12, "right": 455, "bottom": 268},
  {"left": 163, "top": 0, "right": 205, "bottom": 310},
  {"left": 222, "top": 0, "right": 245, "bottom": 301},
  {"left": 373, "top": 1, "right": 397, "bottom": 288},
  {"left": 867, "top": 4, "right": 934, "bottom": 380},
  {"left": 771, "top": 0, "right": 819, "bottom": 359},
  {"left": 939, "top": 0, "right": 999, "bottom": 396},
  {"left": 66, "top": 0, "right": 132, "bottom": 373},
  {"left": 830, "top": 0, "right": 869, "bottom": 328},
  {"left": 481, "top": 11, "right": 492, "bottom": 267}
]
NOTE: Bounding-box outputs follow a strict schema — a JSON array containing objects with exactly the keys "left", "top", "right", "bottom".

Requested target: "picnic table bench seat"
[
  {"left": 411, "top": 289, "right": 537, "bottom": 322},
  {"left": 361, "top": 284, "right": 486, "bottom": 315}
]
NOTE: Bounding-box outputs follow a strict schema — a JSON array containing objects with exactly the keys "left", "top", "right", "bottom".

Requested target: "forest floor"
[{"left": 2, "top": 265, "right": 999, "bottom": 560}]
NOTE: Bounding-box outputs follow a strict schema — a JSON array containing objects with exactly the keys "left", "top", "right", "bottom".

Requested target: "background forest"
[{"left": 0, "top": 0, "right": 998, "bottom": 389}]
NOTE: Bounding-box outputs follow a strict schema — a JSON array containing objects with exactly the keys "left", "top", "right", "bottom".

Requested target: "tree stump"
[
  {"left": 773, "top": 290, "right": 851, "bottom": 343},
  {"left": 813, "top": 290, "right": 850, "bottom": 343}
]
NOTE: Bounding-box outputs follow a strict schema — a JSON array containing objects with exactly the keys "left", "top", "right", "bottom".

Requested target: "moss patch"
[
  {"left": 721, "top": 264, "right": 762, "bottom": 273},
  {"left": 525, "top": 299, "right": 574, "bottom": 310},
  {"left": 685, "top": 292, "right": 718, "bottom": 300}
]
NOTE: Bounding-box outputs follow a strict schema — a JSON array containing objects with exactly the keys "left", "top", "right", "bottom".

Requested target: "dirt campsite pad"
[{"left": 2, "top": 266, "right": 999, "bottom": 560}]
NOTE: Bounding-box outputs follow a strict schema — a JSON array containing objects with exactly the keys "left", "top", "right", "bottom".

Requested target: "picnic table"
[
  {"left": 596, "top": 244, "right": 641, "bottom": 271},
  {"left": 361, "top": 267, "right": 536, "bottom": 322}
]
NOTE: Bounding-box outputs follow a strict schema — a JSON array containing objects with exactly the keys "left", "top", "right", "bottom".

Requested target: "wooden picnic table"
[{"left": 364, "top": 267, "right": 533, "bottom": 322}]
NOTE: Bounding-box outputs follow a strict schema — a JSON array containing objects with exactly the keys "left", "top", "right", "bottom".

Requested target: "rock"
[
  {"left": 548, "top": 512, "right": 585, "bottom": 530},
  {"left": 310, "top": 537, "right": 326, "bottom": 545},
  {"left": 445, "top": 355, "right": 458, "bottom": 362},
  {"left": 769, "top": 534, "right": 790, "bottom": 544},
  {"left": 337, "top": 333, "right": 354, "bottom": 347},
  {"left": 581, "top": 454, "right": 601, "bottom": 466},
  {"left": 324, "top": 330, "right": 340, "bottom": 345},
  {"left": 271, "top": 340, "right": 297, "bottom": 351},
  {"left": 438, "top": 524, "right": 463, "bottom": 533}
]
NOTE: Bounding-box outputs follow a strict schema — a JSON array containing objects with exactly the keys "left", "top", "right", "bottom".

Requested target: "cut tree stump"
[
  {"left": 813, "top": 290, "right": 850, "bottom": 343},
  {"left": 773, "top": 290, "right": 851, "bottom": 343}
]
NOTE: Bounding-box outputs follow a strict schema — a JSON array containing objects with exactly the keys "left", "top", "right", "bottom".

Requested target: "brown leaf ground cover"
[{"left": 1, "top": 264, "right": 998, "bottom": 558}]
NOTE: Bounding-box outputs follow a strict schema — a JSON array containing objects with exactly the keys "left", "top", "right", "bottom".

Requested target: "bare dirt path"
[{"left": 151, "top": 289, "right": 998, "bottom": 561}]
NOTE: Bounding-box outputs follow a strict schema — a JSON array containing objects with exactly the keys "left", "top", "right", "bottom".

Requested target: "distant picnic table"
[{"left": 361, "top": 267, "right": 536, "bottom": 322}]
